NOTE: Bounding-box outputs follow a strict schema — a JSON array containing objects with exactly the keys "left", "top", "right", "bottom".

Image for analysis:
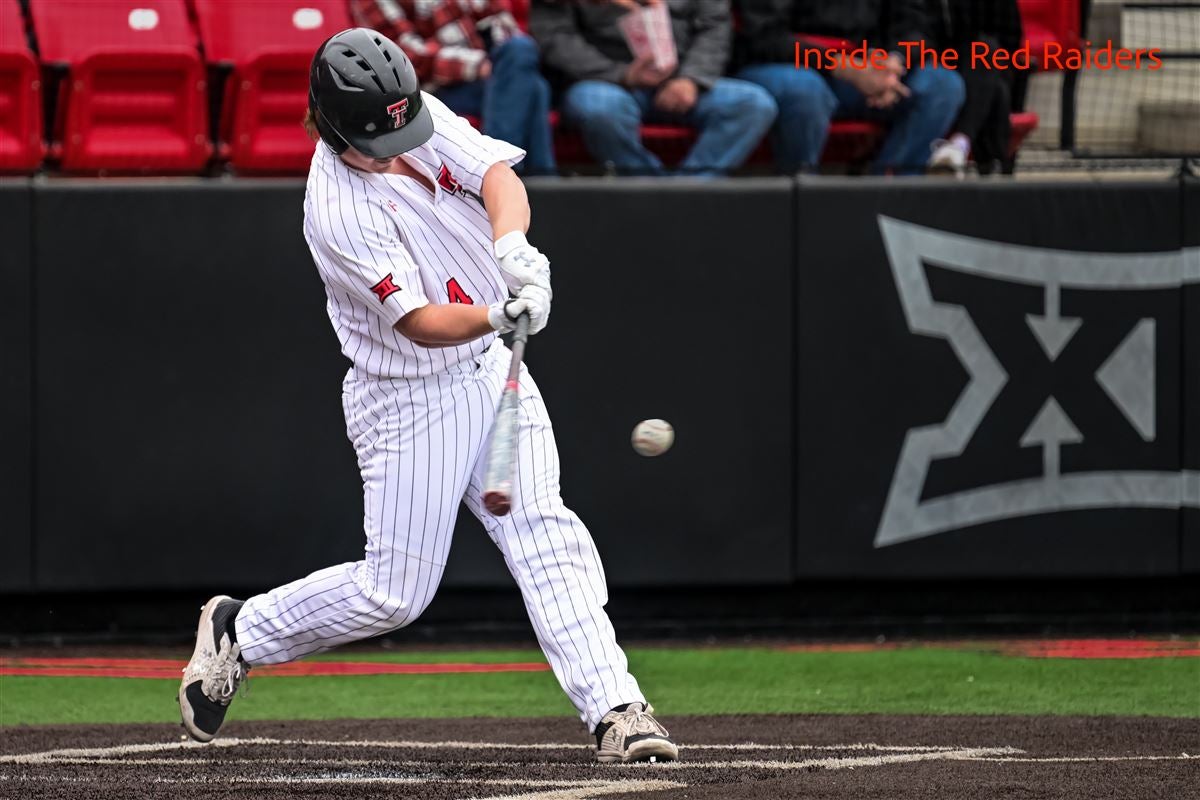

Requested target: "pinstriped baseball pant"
[{"left": 234, "top": 339, "right": 646, "bottom": 729}]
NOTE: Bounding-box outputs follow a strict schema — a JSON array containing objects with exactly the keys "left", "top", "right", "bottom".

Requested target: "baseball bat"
[{"left": 482, "top": 313, "right": 531, "bottom": 516}]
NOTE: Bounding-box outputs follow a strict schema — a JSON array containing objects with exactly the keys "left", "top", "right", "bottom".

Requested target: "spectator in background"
[
  {"left": 735, "top": 0, "right": 965, "bottom": 174},
  {"left": 926, "top": 0, "right": 1022, "bottom": 176},
  {"left": 530, "top": 0, "right": 777, "bottom": 176},
  {"left": 351, "top": 0, "right": 557, "bottom": 174}
]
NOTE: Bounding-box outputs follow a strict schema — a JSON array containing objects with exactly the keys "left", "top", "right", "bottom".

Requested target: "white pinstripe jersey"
[{"left": 303, "top": 93, "right": 524, "bottom": 379}]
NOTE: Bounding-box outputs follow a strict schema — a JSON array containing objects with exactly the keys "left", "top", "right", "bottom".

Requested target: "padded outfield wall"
[{"left": 0, "top": 176, "right": 1195, "bottom": 591}]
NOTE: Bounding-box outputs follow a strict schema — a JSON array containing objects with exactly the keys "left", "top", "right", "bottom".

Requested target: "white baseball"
[{"left": 631, "top": 419, "right": 674, "bottom": 457}]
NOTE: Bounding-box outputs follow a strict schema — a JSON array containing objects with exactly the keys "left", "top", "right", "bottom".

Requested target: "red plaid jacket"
[{"left": 351, "top": 0, "right": 521, "bottom": 87}]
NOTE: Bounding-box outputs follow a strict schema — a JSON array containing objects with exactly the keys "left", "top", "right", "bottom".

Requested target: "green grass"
[{"left": 2, "top": 647, "right": 1197, "bottom": 727}]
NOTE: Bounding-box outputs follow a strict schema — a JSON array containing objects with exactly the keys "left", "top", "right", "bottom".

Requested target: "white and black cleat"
[
  {"left": 594, "top": 702, "right": 679, "bottom": 763},
  {"left": 178, "top": 595, "right": 248, "bottom": 742}
]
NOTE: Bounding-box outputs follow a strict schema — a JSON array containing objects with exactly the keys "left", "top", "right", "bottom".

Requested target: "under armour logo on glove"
[{"left": 494, "top": 231, "right": 551, "bottom": 297}]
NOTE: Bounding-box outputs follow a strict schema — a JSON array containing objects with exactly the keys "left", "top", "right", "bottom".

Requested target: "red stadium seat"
[
  {"left": 221, "top": 48, "right": 317, "bottom": 173},
  {"left": 192, "top": 0, "right": 351, "bottom": 174},
  {"left": 1008, "top": 111, "right": 1039, "bottom": 156},
  {"left": 0, "top": 0, "right": 44, "bottom": 173},
  {"left": 819, "top": 121, "right": 885, "bottom": 165},
  {"left": 29, "top": 0, "right": 210, "bottom": 173},
  {"left": 32, "top": 0, "right": 197, "bottom": 64},
  {"left": 192, "top": 0, "right": 349, "bottom": 63},
  {"left": 59, "top": 49, "right": 209, "bottom": 172},
  {"left": 1017, "top": 0, "right": 1082, "bottom": 69}
]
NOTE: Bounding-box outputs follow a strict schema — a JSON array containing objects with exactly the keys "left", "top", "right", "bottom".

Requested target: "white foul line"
[
  {"left": 0, "top": 737, "right": 990, "bottom": 765},
  {"left": 959, "top": 754, "right": 1200, "bottom": 764},
  {"left": 610, "top": 747, "right": 1024, "bottom": 770},
  {"left": 1, "top": 773, "right": 689, "bottom": 800}
]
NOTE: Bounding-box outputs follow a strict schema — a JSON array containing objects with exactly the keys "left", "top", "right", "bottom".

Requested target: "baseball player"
[{"left": 178, "top": 28, "right": 677, "bottom": 765}]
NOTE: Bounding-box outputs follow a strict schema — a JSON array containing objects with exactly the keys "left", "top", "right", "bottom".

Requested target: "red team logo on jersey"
[
  {"left": 370, "top": 273, "right": 401, "bottom": 303},
  {"left": 437, "top": 164, "right": 484, "bottom": 205},
  {"left": 386, "top": 99, "right": 409, "bottom": 129},
  {"left": 437, "top": 164, "right": 463, "bottom": 195}
]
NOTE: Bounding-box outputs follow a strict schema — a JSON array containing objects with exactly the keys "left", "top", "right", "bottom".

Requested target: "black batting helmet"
[{"left": 308, "top": 28, "right": 433, "bottom": 159}]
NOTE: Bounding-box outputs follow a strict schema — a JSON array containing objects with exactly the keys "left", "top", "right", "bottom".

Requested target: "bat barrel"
[
  {"left": 481, "top": 315, "right": 526, "bottom": 517},
  {"left": 482, "top": 490, "right": 511, "bottom": 516}
]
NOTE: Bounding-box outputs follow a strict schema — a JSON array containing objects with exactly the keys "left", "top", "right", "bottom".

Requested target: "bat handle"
[
  {"left": 507, "top": 312, "right": 531, "bottom": 375},
  {"left": 513, "top": 312, "right": 531, "bottom": 344}
]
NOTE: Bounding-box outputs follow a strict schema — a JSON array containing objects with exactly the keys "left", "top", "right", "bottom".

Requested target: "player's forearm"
[
  {"left": 394, "top": 304, "right": 494, "bottom": 347},
  {"left": 481, "top": 162, "right": 530, "bottom": 243}
]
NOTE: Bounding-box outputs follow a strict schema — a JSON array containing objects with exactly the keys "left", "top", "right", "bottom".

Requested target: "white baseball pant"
[{"left": 234, "top": 339, "right": 646, "bottom": 729}]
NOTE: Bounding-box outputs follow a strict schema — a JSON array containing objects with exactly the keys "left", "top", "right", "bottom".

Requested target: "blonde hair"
[{"left": 302, "top": 108, "right": 320, "bottom": 142}]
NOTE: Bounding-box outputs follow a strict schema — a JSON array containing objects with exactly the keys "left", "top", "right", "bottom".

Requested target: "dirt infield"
[{"left": 2, "top": 714, "right": 1197, "bottom": 799}]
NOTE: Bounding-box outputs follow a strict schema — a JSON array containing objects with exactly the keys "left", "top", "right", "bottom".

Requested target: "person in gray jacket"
[{"left": 531, "top": 0, "right": 776, "bottom": 175}]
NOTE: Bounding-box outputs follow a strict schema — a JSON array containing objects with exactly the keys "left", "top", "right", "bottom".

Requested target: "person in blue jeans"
[
  {"left": 531, "top": 0, "right": 776, "bottom": 176},
  {"left": 352, "top": 0, "right": 557, "bottom": 175},
  {"left": 434, "top": 36, "right": 557, "bottom": 176},
  {"left": 735, "top": 0, "right": 965, "bottom": 174}
]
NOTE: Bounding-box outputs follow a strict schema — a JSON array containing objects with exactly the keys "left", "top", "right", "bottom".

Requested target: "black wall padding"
[
  {"left": 11, "top": 176, "right": 1194, "bottom": 591},
  {"left": 32, "top": 182, "right": 363, "bottom": 590},
  {"left": 0, "top": 183, "right": 33, "bottom": 590}
]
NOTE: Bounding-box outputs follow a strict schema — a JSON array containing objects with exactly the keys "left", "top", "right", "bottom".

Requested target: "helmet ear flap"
[{"left": 309, "top": 88, "right": 350, "bottom": 155}]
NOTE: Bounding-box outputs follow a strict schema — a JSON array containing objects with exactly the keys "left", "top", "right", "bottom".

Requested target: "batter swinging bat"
[{"left": 483, "top": 313, "right": 531, "bottom": 516}]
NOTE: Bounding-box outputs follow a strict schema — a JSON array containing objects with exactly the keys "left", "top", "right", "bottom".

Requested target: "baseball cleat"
[
  {"left": 594, "top": 702, "right": 679, "bottom": 763},
  {"left": 178, "top": 595, "right": 248, "bottom": 743}
]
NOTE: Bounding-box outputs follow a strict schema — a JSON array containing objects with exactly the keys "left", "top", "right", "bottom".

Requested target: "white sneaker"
[
  {"left": 178, "top": 595, "right": 248, "bottom": 742},
  {"left": 927, "top": 139, "right": 967, "bottom": 178},
  {"left": 594, "top": 702, "right": 679, "bottom": 763}
]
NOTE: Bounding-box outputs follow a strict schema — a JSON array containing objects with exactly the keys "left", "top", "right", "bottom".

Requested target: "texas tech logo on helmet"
[
  {"left": 875, "top": 216, "right": 1197, "bottom": 548},
  {"left": 387, "top": 99, "right": 409, "bottom": 129}
]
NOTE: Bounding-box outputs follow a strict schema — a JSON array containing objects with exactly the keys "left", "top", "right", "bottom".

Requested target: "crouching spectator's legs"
[
  {"left": 677, "top": 79, "right": 776, "bottom": 176},
  {"left": 562, "top": 81, "right": 663, "bottom": 175},
  {"left": 484, "top": 35, "right": 557, "bottom": 175},
  {"left": 871, "top": 66, "right": 965, "bottom": 175},
  {"left": 737, "top": 65, "right": 835, "bottom": 173}
]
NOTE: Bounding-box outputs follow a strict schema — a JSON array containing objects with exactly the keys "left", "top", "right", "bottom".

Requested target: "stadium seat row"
[
  {"left": 0, "top": 0, "right": 1063, "bottom": 176},
  {"left": 0, "top": 0, "right": 353, "bottom": 173}
]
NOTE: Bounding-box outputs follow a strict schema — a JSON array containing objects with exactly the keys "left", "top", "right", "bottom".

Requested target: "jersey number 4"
[{"left": 446, "top": 278, "right": 474, "bottom": 305}]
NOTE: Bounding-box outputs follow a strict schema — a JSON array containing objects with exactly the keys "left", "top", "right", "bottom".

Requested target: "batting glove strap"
[
  {"left": 495, "top": 231, "right": 552, "bottom": 297},
  {"left": 494, "top": 230, "right": 529, "bottom": 260}
]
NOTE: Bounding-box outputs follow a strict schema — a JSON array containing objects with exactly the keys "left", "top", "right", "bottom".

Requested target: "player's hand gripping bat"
[{"left": 482, "top": 313, "right": 531, "bottom": 515}]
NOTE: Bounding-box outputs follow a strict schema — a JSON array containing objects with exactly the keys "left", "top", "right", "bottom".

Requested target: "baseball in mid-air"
[{"left": 631, "top": 419, "right": 674, "bottom": 457}]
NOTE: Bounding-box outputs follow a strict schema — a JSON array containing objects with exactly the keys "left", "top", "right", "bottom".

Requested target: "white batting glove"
[
  {"left": 494, "top": 231, "right": 551, "bottom": 297},
  {"left": 487, "top": 300, "right": 518, "bottom": 333},
  {"left": 487, "top": 284, "right": 551, "bottom": 335}
]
